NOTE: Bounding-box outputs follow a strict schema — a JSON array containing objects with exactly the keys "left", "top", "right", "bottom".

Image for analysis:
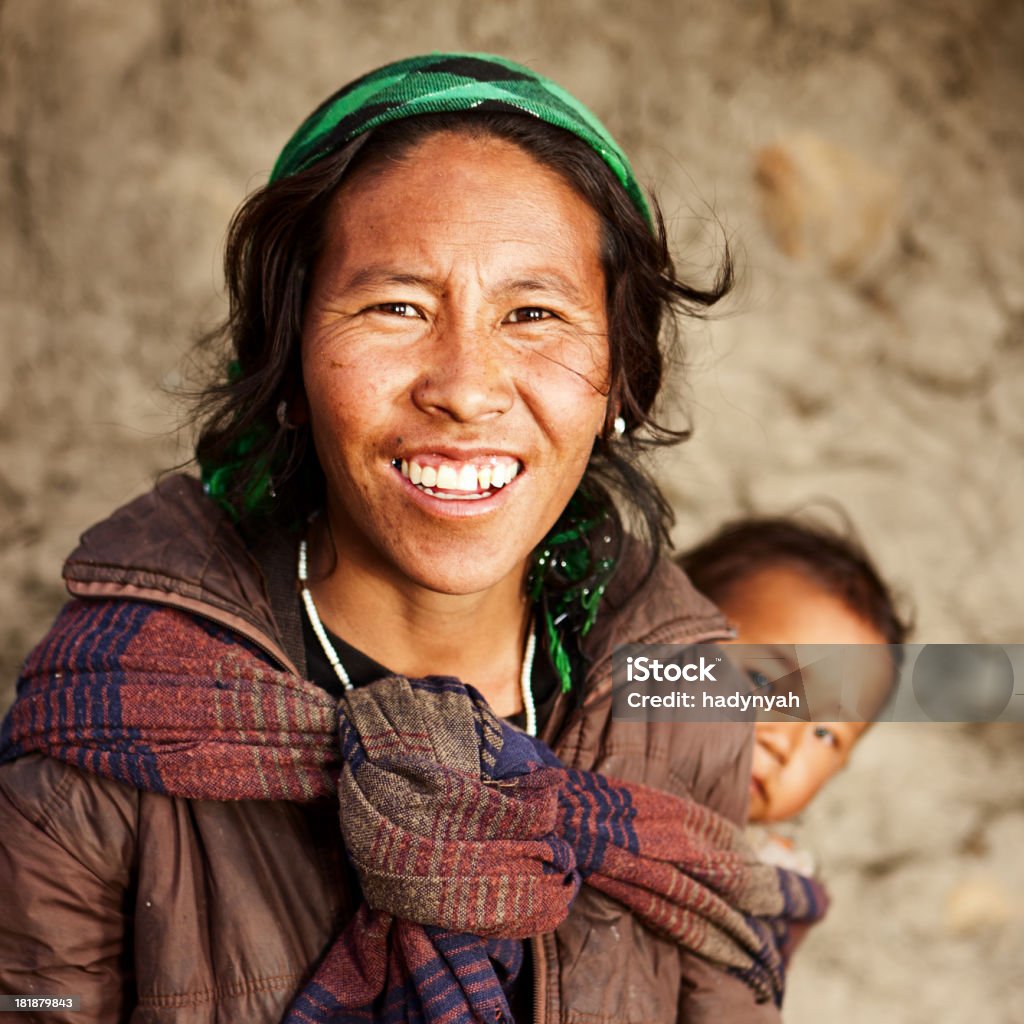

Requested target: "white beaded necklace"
[{"left": 297, "top": 539, "right": 538, "bottom": 736}]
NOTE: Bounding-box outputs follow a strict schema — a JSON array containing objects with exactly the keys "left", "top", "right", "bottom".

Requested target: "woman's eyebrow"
[
  {"left": 340, "top": 268, "right": 440, "bottom": 293},
  {"left": 492, "top": 273, "right": 588, "bottom": 304}
]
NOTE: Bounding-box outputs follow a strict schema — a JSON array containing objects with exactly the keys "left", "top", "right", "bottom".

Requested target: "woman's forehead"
[
  {"left": 318, "top": 134, "right": 605, "bottom": 285},
  {"left": 337, "top": 131, "right": 595, "bottom": 217}
]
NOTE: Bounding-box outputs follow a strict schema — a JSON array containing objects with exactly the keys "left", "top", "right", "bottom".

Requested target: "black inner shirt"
[{"left": 301, "top": 611, "right": 562, "bottom": 736}]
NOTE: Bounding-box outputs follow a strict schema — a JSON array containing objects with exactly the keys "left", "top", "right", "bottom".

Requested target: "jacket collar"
[{"left": 63, "top": 474, "right": 729, "bottom": 682}]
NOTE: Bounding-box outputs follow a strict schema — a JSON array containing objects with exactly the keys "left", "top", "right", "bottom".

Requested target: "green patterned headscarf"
[{"left": 270, "top": 52, "right": 651, "bottom": 224}]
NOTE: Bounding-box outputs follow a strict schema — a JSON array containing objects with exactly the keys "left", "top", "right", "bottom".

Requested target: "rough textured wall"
[{"left": 1, "top": 1, "right": 1022, "bottom": 1020}]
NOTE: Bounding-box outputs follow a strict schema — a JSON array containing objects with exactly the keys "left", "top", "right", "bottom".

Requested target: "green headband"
[{"left": 270, "top": 51, "right": 651, "bottom": 225}]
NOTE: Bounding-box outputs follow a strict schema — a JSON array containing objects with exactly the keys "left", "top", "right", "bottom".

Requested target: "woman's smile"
[{"left": 393, "top": 451, "right": 522, "bottom": 505}]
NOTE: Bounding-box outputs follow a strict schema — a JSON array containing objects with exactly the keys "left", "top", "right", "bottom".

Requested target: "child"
[{"left": 678, "top": 516, "right": 911, "bottom": 834}]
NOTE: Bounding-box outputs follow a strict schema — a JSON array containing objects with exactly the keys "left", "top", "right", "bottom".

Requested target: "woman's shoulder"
[
  {"left": 59, "top": 475, "right": 299, "bottom": 673},
  {"left": 63, "top": 474, "right": 256, "bottom": 610},
  {"left": 583, "top": 536, "right": 731, "bottom": 664},
  {"left": 553, "top": 539, "right": 751, "bottom": 822}
]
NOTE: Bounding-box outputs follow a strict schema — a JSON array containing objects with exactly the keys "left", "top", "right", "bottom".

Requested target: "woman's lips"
[{"left": 388, "top": 452, "right": 524, "bottom": 519}]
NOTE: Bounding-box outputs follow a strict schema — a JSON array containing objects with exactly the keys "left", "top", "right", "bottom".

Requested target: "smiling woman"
[{"left": 0, "top": 54, "right": 821, "bottom": 1024}]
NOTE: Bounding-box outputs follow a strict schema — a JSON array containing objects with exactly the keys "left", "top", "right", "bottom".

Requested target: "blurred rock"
[
  {"left": 755, "top": 134, "right": 900, "bottom": 284},
  {"left": 945, "top": 877, "right": 1017, "bottom": 935}
]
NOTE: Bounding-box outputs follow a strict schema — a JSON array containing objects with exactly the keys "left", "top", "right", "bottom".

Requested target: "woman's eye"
[
  {"left": 813, "top": 725, "right": 839, "bottom": 748},
  {"left": 505, "top": 307, "right": 554, "bottom": 324},
  {"left": 746, "top": 669, "right": 772, "bottom": 689},
  {"left": 371, "top": 302, "right": 421, "bottom": 318}
]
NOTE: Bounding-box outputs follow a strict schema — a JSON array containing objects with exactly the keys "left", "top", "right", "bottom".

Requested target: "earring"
[
  {"left": 276, "top": 399, "right": 299, "bottom": 431},
  {"left": 611, "top": 415, "right": 626, "bottom": 440}
]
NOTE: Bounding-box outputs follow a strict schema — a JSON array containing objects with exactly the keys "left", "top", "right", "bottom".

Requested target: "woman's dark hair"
[
  {"left": 677, "top": 516, "right": 912, "bottom": 647},
  {"left": 192, "top": 110, "right": 733, "bottom": 603}
]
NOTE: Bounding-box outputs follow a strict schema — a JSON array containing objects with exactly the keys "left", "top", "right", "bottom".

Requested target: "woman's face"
[{"left": 301, "top": 132, "right": 610, "bottom": 597}]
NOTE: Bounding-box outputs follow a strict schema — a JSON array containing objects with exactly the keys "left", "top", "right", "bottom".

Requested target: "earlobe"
[{"left": 600, "top": 405, "right": 626, "bottom": 441}]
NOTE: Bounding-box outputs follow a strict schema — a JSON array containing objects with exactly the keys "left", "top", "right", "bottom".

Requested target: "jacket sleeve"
[
  {"left": 676, "top": 719, "right": 783, "bottom": 1023},
  {"left": 677, "top": 954, "right": 782, "bottom": 1023},
  {"left": 0, "top": 754, "right": 138, "bottom": 1024}
]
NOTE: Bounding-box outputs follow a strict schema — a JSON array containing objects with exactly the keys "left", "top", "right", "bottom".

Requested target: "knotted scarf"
[{"left": 1, "top": 599, "right": 827, "bottom": 1022}]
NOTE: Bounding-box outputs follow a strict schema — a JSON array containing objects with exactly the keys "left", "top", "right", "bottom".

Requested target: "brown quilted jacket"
[{"left": 0, "top": 476, "right": 780, "bottom": 1023}]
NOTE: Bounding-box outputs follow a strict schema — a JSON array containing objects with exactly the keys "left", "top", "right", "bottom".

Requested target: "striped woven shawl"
[{"left": 1, "top": 599, "right": 827, "bottom": 1022}]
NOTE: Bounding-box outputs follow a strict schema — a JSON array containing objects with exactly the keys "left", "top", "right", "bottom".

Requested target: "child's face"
[
  {"left": 714, "top": 564, "right": 889, "bottom": 823},
  {"left": 748, "top": 719, "right": 867, "bottom": 822}
]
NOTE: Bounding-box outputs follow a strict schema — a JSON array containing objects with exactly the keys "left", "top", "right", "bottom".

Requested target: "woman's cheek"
[
  {"left": 531, "top": 328, "right": 610, "bottom": 393},
  {"left": 309, "top": 345, "right": 410, "bottom": 416},
  {"left": 519, "top": 351, "right": 608, "bottom": 425}
]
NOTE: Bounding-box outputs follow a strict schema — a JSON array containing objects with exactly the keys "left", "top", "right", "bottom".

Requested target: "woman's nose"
[{"left": 411, "top": 319, "right": 515, "bottom": 423}]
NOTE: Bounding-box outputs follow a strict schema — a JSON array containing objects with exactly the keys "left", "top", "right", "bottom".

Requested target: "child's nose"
[{"left": 755, "top": 723, "right": 804, "bottom": 762}]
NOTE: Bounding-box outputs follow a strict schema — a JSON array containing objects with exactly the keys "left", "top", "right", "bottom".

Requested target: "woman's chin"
[
  {"left": 360, "top": 526, "right": 529, "bottom": 597},
  {"left": 391, "top": 552, "right": 527, "bottom": 599}
]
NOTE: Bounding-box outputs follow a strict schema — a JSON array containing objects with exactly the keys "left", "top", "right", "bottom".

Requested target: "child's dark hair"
[{"left": 677, "top": 516, "right": 912, "bottom": 647}]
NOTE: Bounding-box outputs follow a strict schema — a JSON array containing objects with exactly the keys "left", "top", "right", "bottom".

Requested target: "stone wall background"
[{"left": 1, "top": 1, "right": 1022, "bottom": 1019}]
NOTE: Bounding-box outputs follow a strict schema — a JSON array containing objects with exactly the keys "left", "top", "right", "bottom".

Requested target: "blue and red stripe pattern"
[{"left": 2, "top": 599, "right": 827, "bottom": 1021}]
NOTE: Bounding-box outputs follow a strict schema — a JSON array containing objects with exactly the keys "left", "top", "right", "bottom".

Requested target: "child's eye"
[
  {"left": 504, "top": 307, "right": 555, "bottom": 324},
  {"left": 747, "top": 669, "right": 772, "bottom": 689},
  {"left": 813, "top": 725, "right": 839, "bottom": 748},
  {"left": 370, "top": 302, "right": 422, "bottom": 318}
]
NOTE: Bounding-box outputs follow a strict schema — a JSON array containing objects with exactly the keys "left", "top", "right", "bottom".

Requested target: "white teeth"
[
  {"left": 399, "top": 456, "right": 522, "bottom": 497},
  {"left": 456, "top": 464, "right": 478, "bottom": 491},
  {"left": 436, "top": 464, "right": 458, "bottom": 489}
]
